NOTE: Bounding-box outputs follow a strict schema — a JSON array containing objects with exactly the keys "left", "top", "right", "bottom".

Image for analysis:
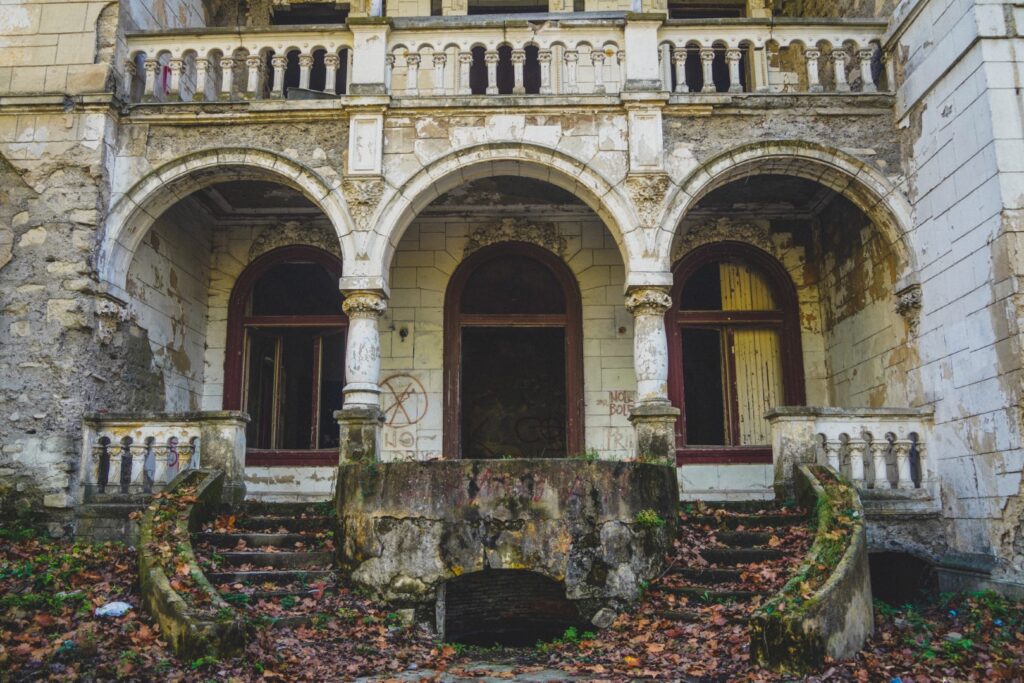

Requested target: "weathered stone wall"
[
  {"left": 775, "top": 0, "right": 896, "bottom": 18},
  {"left": 891, "top": 0, "right": 1024, "bottom": 581}
]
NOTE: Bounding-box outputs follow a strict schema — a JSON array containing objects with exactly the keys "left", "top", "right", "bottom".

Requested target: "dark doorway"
[
  {"left": 440, "top": 570, "right": 586, "bottom": 646},
  {"left": 869, "top": 552, "right": 937, "bottom": 605},
  {"left": 444, "top": 242, "right": 583, "bottom": 459}
]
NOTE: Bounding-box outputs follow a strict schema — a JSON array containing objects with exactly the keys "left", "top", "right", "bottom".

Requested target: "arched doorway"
[
  {"left": 668, "top": 242, "right": 804, "bottom": 463},
  {"left": 224, "top": 246, "right": 346, "bottom": 465},
  {"left": 444, "top": 243, "right": 583, "bottom": 459}
]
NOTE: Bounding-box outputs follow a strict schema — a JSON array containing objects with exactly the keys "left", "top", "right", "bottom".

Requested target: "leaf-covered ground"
[{"left": 2, "top": 522, "right": 1023, "bottom": 682}]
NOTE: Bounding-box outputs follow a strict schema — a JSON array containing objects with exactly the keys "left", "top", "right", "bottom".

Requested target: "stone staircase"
[
  {"left": 192, "top": 502, "right": 338, "bottom": 628},
  {"left": 76, "top": 492, "right": 151, "bottom": 543},
  {"left": 652, "top": 501, "right": 812, "bottom": 625}
]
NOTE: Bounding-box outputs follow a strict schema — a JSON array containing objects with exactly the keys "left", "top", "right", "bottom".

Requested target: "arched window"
[
  {"left": 668, "top": 242, "right": 804, "bottom": 463},
  {"left": 224, "top": 246, "right": 346, "bottom": 466},
  {"left": 444, "top": 243, "right": 583, "bottom": 459}
]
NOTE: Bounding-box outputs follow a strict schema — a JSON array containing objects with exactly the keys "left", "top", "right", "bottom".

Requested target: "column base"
[
  {"left": 335, "top": 406, "right": 385, "bottom": 464},
  {"left": 628, "top": 402, "right": 680, "bottom": 464}
]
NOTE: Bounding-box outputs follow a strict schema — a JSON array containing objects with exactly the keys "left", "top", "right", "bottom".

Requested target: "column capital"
[
  {"left": 459, "top": 52, "right": 474, "bottom": 65},
  {"left": 342, "top": 290, "right": 388, "bottom": 318},
  {"left": 625, "top": 286, "right": 673, "bottom": 316},
  {"left": 324, "top": 53, "right": 341, "bottom": 67},
  {"left": 804, "top": 48, "right": 821, "bottom": 60}
]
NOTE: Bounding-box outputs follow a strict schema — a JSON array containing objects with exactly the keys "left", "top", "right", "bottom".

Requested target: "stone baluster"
[
  {"left": 847, "top": 437, "right": 866, "bottom": 488},
  {"left": 591, "top": 49, "right": 606, "bottom": 94},
  {"left": 142, "top": 438, "right": 156, "bottom": 494},
  {"left": 700, "top": 48, "right": 715, "bottom": 92},
  {"left": 563, "top": 50, "right": 579, "bottom": 94},
  {"left": 339, "top": 291, "right": 388, "bottom": 462},
  {"left": 725, "top": 48, "right": 743, "bottom": 92},
  {"left": 832, "top": 50, "right": 850, "bottom": 92},
  {"left": 893, "top": 438, "right": 915, "bottom": 489},
  {"left": 805, "top": 48, "right": 823, "bottom": 92},
  {"left": 858, "top": 48, "right": 877, "bottom": 92},
  {"left": 385, "top": 54, "right": 395, "bottom": 93},
  {"left": 143, "top": 58, "right": 159, "bottom": 102},
  {"left": 869, "top": 435, "right": 890, "bottom": 488},
  {"left": 626, "top": 287, "right": 679, "bottom": 463},
  {"left": 345, "top": 48, "right": 354, "bottom": 93},
  {"left": 123, "top": 60, "right": 137, "bottom": 101},
  {"left": 324, "top": 53, "right": 341, "bottom": 94},
  {"left": 659, "top": 42, "right": 672, "bottom": 91},
  {"left": 271, "top": 55, "right": 288, "bottom": 98},
  {"left": 433, "top": 53, "right": 447, "bottom": 95},
  {"left": 219, "top": 57, "right": 235, "bottom": 100},
  {"left": 118, "top": 437, "right": 134, "bottom": 494},
  {"left": 167, "top": 436, "right": 180, "bottom": 476},
  {"left": 538, "top": 49, "right": 553, "bottom": 94},
  {"left": 188, "top": 436, "right": 201, "bottom": 470},
  {"left": 822, "top": 437, "right": 841, "bottom": 471},
  {"left": 97, "top": 437, "right": 111, "bottom": 494},
  {"left": 194, "top": 57, "right": 209, "bottom": 101},
  {"left": 166, "top": 57, "right": 183, "bottom": 101},
  {"left": 484, "top": 50, "right": 499, "bottom": 95},
  {"left": 672, "top": 47, "right": 688, "bottom": 93},
  {"left": 298, "top": 52, "right": 314, "bottom": 90},
  {"left": 512, "top": 49, "right": 526, "bottom": 94},
  {"left": 245, "top": 54, "right": 264, "bottom": 98},
  {"left": 405, "top": 54, "right": 421, "bottom": 95},
  {"left": 617, "top": 49, "right": 625, "bottom": 87},
  {"left": 458, "top": 52, "right": 473, "bottom": 95}
]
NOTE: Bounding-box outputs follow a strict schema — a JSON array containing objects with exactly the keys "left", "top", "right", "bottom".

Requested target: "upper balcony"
[{"left": 120, "top": 13, "right": 891, "bottom": 107}]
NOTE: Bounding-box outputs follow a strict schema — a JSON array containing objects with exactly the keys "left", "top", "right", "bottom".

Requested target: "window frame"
[
  {"left": 667, "top": 241, "right": 805, "bottom": 465},
  {"left": 223, "top": 246, "right": 346, "bottom": 466}
]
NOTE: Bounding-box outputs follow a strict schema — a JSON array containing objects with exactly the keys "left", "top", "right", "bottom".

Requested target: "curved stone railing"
[
  {"left": 138, "top": 468, "right": 245, "bottom": 660},
  {"left": 749, "top": 464, "right": 873, "bottom": 673}
]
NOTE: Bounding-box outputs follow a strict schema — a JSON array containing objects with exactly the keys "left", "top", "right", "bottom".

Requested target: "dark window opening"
[
  {"left": 468, "top": 1, "right": 550, "bottom": 14},
  {"left": 461, "top": 327, "right": 566, "bottom": 459},
  {"left": 461, "top": 254, "right": 566, "bottom": 314},
  {"left": 869, "top": 552, "right": 937, "bottom": 606},
  {"left": 440, "top": 570, "right": 586, "bottom": 646},
  {"left": 680, "top": 261, "right": 722, "bottom": 310},
  {"left": 524, "top": 44, "right": 541, "bottom": 94},
  {"left": 271, "top": 4, "right": 350, "bottom": 24},
  {"left": 682, "top": 328, "right": 726, "bottom": 445},
  {"left": 496, "top": 44, "right": 514, "bottom": 94},
  {"left": 711, "top": 47, "right": 729, "bottom": 92},
  {"left": 251, "top": 262, "right": 344, "bottom": 316},
  {"left": 470, "top": 46, "right": 487, "bottom": 94},
  {"left": 668, "top": 1, "right": 745, "bottom": 18}
]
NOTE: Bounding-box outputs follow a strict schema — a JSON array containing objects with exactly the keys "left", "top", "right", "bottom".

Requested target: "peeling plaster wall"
[
  {"left": 893, "top": 0, "right": 1024, "bottom": 580},
  {"left": 125, "top": 203, "right": 213, "bottom": 411},
  {"left": 776, "top": 0, "right": 896, "bottom": 18}
]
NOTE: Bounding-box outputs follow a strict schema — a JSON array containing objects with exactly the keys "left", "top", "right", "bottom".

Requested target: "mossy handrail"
[
  {"left": 138, "top": 468, "right": 245, "bottom": 660},
  {"left": 749, "top": 464, "right": 873, "bottom": 672}
]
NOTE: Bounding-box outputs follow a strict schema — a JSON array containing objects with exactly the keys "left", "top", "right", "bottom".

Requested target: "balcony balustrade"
[{"left": 121, "top": 15, "right": 889, "bottom": 105}]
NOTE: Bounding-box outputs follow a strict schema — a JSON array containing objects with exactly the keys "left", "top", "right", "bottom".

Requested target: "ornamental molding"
[
  {"left": 342, "top": 177, "right": 386, "bottom": 232},
  {"left": 343, "top": 291, "right": 387, "bottom": 318},
  {"left": 624, "top": 173, "right": 671, "bottom": 228},
  {"left": 895, "top": 283, "right": 923, "bottom": 336},
  {"left": 625, "top": 287, "right": 673, "bottom": 316},
  {"left": 672, "top": 218, "right": 775, "bottom": 263},
  {"left": 464, "top": 218, "right": 567, "bottom": 257},
  {"left": 249, "top": 220, "right": 339, "bottom": 261}
]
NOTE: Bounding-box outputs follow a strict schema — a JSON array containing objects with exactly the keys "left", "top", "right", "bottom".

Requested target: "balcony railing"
[{"left": 121, "top": 15, "right": 889, "bottom": 104}]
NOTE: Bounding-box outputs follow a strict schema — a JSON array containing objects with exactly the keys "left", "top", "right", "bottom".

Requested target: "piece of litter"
[{"left": 94, "top": 601, "right": 132, "bottom": 617}]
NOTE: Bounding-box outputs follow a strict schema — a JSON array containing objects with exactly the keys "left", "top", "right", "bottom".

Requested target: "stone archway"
[{"left": 99, "top": 148, "right": 354, "bottom": 298}]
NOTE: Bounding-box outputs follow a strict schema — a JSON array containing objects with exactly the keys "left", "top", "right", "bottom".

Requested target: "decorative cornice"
[
  {"left": 625, "top": 287, "right": 673, "bottom": 316},
  {"left": 895, "top": 283, "right": 922, "bottom": 335},
  {"left": 624, "top": 173, "right": 671, "bottom": 228},
  {"left": 673, "top": 218, "right": 774, "bottom": 263},
  {"left": 341, "top": 177, "right": 386, "bottom": 232},
  {"left": 249, "top": 220, "right": 339, "bottom": 261},
  {"left": 342, "top": 291, "right": 387, "bottom": 318},
  {"left": 464, "top": 218, "right": 566, "bottom": 257}
]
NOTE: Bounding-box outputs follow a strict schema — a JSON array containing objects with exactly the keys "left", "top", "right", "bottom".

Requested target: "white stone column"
[
  {"left": 405, "top": 54, "right": 421, "bottom": 95},
  {"left": 626, "top": 287, "right": 673, "bottom": 404},
  {"left": 893, "top": 438, "right": 915, "bottom": 489},
  {"left": 245, "top": 54, "right": 263, "bottom": 98},
  {"left": 563, "top": 50, "right": 579, "bottom": 94},
  {"left": 123, "top": 60, "right": 137, "bottom": 101},
  {"left": 219, "top": 57, "right": 235, "bottom": 100},
  {"left": 869, "top": 437, "right": 889, "bottom": 488},
  {"left": 384, "top": 54, "right": 394, "bottom": 93},
  {"left": 194, "top": 57, "right": 209, "bottom": 100},
  {"left": 484, "top": 50, "right": 499, "bottom": 94},
  {"left": 342, "top": 291, "right": 387, "bottom": 408},
  {"left": 725, "top": 48, "right": 742, "bottom": 93},
  {"left": 832, "top": 50, "right": 850, "bottom": 92},
  {"left": 805, "top": 48, "right": 822, "bottom": 92},
  {"left": 591, "top": 49, "right": 606, "bottom": 94},
  {"left": 858, "top": 49, "right": 877, "bottom": 92},
  {"left": 143, "top": 59, "right": 159, "bottom": 101},
  {"left": 699, "top": 48, "right": 715, "bottom": 92},
  {"left": 167, "top": 57, "right": 184, "bottom": 100},
  {"left": 298, "top": 53, "right": 314, "bottom": 90},
  {"left": 672, "top": 47, "right": 688, "bottom": 93},
  {"left": 511, "top": 49, "right": 526, "bottom": 94},
  {"left": 433, "top": 53, "right": 447, "bottom": 95},
  {"left": 324, "top": 53, "right": 341, "bottom": 94},
  {"left": 538, "top": 49, "right": 553, "bottom": 94},
  {"left": 847, "top": 437, "right": 866, "bottom": 488},
  {"left": 458, "top": 52, "right": 473, "bottom": 95},
  {"left": 822, "top": 437, "right": 841, "bottom": 471},
  {"left": 271, "top": 55, "right": 288, "bottom": 98}
]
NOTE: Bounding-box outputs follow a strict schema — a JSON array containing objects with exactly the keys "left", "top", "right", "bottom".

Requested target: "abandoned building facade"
[{"left": 0, "top": 0, "right": 1023, "bottom": 599}]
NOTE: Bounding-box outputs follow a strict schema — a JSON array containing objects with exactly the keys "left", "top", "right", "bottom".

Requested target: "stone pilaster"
[{"left": 625, "top": 286, "right": 679, "bottom": 463}]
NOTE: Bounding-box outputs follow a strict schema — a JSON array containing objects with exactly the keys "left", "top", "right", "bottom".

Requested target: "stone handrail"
[
  {"left": 80, "top": 412, "right": 249, "bottom": 504},
  {"left": 121, "top": 16, "right": 890, "bottom": 104},
  {"left": 749, "top": 464, "right": 873, "bottom": 672},
  {"left": 766, "top": 406, "right": 933, "bottom": 497}
]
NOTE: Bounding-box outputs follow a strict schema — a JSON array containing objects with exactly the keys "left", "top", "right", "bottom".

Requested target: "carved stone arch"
[
  {"left": 99, "top": 148, "right": 354, "bottom": 297},
  {"left": 660, "top": 140, "right": 918, "bottom": 286},
  {"left": 361, "top": 142, "right": 650, "bottom": 289}
]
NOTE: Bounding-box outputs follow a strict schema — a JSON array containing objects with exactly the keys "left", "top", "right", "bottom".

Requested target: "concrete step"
[
  {"left": 219, "top": 550, "right": 333, "bottom": 569},
  {"left": 666, "top": 567, "right": 743, "bottom": 585},
  {"left": 207, "top": 569, "right": 335, "bottom": 585},
  {"left": 715, "top": 530, "right": 773, "bottom": 548},
  {"left": 683, "top": 513, "right": 804, "bottom": 530},
  {"left": 221, "top": 586, "right": 330, "bottom": 601},
  {"left": 233, "top": 516, "right": 333, "bottom": 532},
  {"left": 238, "top": 502, "right": 333, "bottom": 517},
  {"left": 78, "top": 503, "right": 145, "bottom": 518},
  {"left": 662, "top": 586, "right": 769, "bottom": 603},
  {"left": 700, "top": 547, "right": 783, "bottom": 565},
  {"left": 655, "top": 609, "right": 742, "bottom": 624},
  {"left": 197, "top": 532, "right": 312, "bottom": 549}
]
